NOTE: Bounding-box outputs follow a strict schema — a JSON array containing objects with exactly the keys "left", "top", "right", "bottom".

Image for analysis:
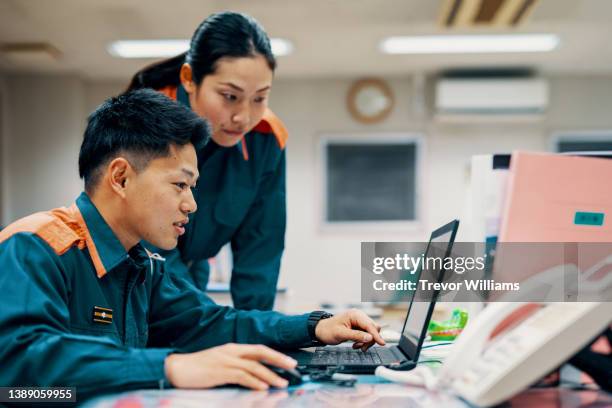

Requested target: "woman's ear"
[
  {"left": 180, "top": 63, "right": 197, "bottom": 94},
  {"left": 107, "top": 158, "right": 132, "bottom": 198}
]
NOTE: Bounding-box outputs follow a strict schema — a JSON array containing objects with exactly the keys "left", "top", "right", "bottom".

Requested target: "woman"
[{"left": 128, "top": 11, "right": 287, "bottom": 310}]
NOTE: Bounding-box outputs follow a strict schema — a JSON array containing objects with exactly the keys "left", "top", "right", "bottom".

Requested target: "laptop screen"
[{"left": 398, "top": 220, "right": 459, "bottom": 360}]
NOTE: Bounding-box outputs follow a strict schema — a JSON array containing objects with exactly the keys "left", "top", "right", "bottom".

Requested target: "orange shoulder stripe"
[
  {"left": 65, "top": 204, "right": 107, "bottom": 278},
  {"left": 253, "top": 109, "right": 288, "bottom": 149},
  {"left": 0, "top": 204, "right": 108, "bottom": 278},
  {"left": 0, "top": 208, "right": 82, "bottom": 255}
]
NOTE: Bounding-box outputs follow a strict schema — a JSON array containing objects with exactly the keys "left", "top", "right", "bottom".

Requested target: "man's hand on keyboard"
[{"left": 314, "top": 309, "right": 386, "bottom": 351}]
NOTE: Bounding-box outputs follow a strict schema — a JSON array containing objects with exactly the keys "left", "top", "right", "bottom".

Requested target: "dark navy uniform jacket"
[
  {"left": 155, "top": 85, "right": 288, "bottom": 310},
  {"left": 0, "top": 193, "right": 310, "bottom": 398}
]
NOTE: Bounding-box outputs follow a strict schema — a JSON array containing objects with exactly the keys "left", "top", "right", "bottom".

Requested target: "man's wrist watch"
[{"left": 307, "top": 310, "right": 334, "bottom": 344}]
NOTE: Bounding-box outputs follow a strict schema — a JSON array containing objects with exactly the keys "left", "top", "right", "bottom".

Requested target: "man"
[{"left": 0, "top": 90, "right": 384, "bottom": 399}]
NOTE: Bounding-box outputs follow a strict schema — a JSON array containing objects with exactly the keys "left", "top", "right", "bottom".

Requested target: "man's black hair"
[{"left": 78, "top": 89, "right": 208, "bottom": 192}]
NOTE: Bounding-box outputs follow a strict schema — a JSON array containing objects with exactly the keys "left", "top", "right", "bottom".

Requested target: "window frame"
[{"left": 550, "top": 129, "right": 612, "bottom": 153}]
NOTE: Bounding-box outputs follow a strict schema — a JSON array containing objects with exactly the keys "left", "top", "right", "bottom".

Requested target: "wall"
[
  {"left": 2, "top": 74, "right": 612, "bottom": 307},
  {"left": 2, "top": 75, "right": 85, "bottom": 224},
  {"left": 272, "top": 75, "right": 612, "bottom": 307},
  {"left": 0, "top": 77, "right": 126, "bottom": 226},
  {"left": 273, "top": 77, "right": 544, "bottom": 307}
]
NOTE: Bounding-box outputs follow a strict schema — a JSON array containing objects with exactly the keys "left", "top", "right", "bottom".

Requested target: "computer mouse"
[{"left": 263, "top": 363, "right": 303, "bottom": 386}]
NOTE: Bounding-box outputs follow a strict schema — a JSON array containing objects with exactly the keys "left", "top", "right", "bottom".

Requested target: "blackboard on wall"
[{"left": 326, "top": 142, "right": 417, "bottom": 222}]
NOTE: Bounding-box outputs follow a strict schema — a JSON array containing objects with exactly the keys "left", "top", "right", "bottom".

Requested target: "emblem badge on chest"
[{"left": 92, "top": 306, "right": 113, "bottom": 324}]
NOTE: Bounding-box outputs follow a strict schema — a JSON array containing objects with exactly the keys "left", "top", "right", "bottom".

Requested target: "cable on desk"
[{"left": 421, "top": 342, "right": 454, "bottom": 349}]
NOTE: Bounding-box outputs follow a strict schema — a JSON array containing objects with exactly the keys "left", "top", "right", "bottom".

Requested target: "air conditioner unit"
[{"left": 435, "top": 77, "right": 549, "bottom": 122}]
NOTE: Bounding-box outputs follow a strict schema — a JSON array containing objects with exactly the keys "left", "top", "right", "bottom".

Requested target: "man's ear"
[
  {"left": 180, "top": 63, "right": 197, "bottom": 94},
  {"left": 107, "top": 158, "right": 133, "bottom": 198}
]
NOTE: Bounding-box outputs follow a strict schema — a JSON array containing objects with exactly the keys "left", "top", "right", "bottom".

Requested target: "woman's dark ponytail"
[
  {"left": 126, "top": 52, "right": 186, "bottom": 91},
  {"left": 127, "top": 11, "right": 275, "bottom": 92}
]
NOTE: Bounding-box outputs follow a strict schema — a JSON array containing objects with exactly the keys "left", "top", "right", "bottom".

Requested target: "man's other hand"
[{"left": 165, "top": 343, "right": 298, "bottom": 390}]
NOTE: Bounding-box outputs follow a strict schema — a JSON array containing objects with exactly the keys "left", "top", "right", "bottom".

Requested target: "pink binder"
[
  {"left": 496, "top": 151, "right": 612, "bottom": 283},
  {"left": 499, "top": 151, "right": 612, "bottom": 243}
]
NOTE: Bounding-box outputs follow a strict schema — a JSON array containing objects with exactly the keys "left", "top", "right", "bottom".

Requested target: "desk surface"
[
  {"left": 83, "top": 378, "right": 466, "bottom": 408},
  {"left": 82, "top": 341, "right": 611, "bottom": 407},
  {"left": 83, "top": 376, "right": 611, "bottom": 408}
]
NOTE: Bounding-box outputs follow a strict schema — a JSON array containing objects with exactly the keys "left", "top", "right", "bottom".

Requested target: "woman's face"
[{"left": 182, "top": 54, "right": 273, "bottom": 147}]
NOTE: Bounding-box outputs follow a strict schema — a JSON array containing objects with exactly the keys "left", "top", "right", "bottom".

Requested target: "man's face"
[{"left": 124, "top": 143, "right": 199, "bottom": 250}]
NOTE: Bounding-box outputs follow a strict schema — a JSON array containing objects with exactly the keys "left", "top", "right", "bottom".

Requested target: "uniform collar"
[
  {"left": 75, "top": 192, "right": 149, "bottom": 278},
  {"left": 176, "top": 83, "right": 191, "bottom": 108}
]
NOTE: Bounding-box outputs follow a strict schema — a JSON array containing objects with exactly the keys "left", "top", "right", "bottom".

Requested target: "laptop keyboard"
[{"left": 310, "top": 346, "right": 397, "bottom": 366}]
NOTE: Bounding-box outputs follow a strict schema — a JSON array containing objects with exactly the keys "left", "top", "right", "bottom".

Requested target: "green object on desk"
[{"left": 427, "top": 308, "right": 469, "bottom": 341}]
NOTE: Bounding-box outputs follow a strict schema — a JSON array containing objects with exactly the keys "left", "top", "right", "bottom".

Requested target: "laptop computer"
[{"left": 290, "top": 219, "right": 460, "bottom": 374}]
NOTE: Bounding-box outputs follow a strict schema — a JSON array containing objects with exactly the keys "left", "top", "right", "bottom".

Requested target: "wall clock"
[{"left": 346, "top": 78, "right": 394, "bottom": 124}]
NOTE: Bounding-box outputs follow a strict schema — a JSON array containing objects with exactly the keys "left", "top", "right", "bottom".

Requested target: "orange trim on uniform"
[
  {"left": 0, "top": 209, "right": 81, "bottom": 255},
  {"left": 68, "top": 204, "right": 107, "bottom": 278},
  {"left": 254, "top": 109, "right": 289, "bottom": 150},
  {"left": 241, "top": 138, "right": 250, "bottom": 161},
  {"left": 0, "top": 204, "right": 108, "bottom": 278},
  {"left": 157, "top": 85, "right": 178, "bottom": 101}
]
